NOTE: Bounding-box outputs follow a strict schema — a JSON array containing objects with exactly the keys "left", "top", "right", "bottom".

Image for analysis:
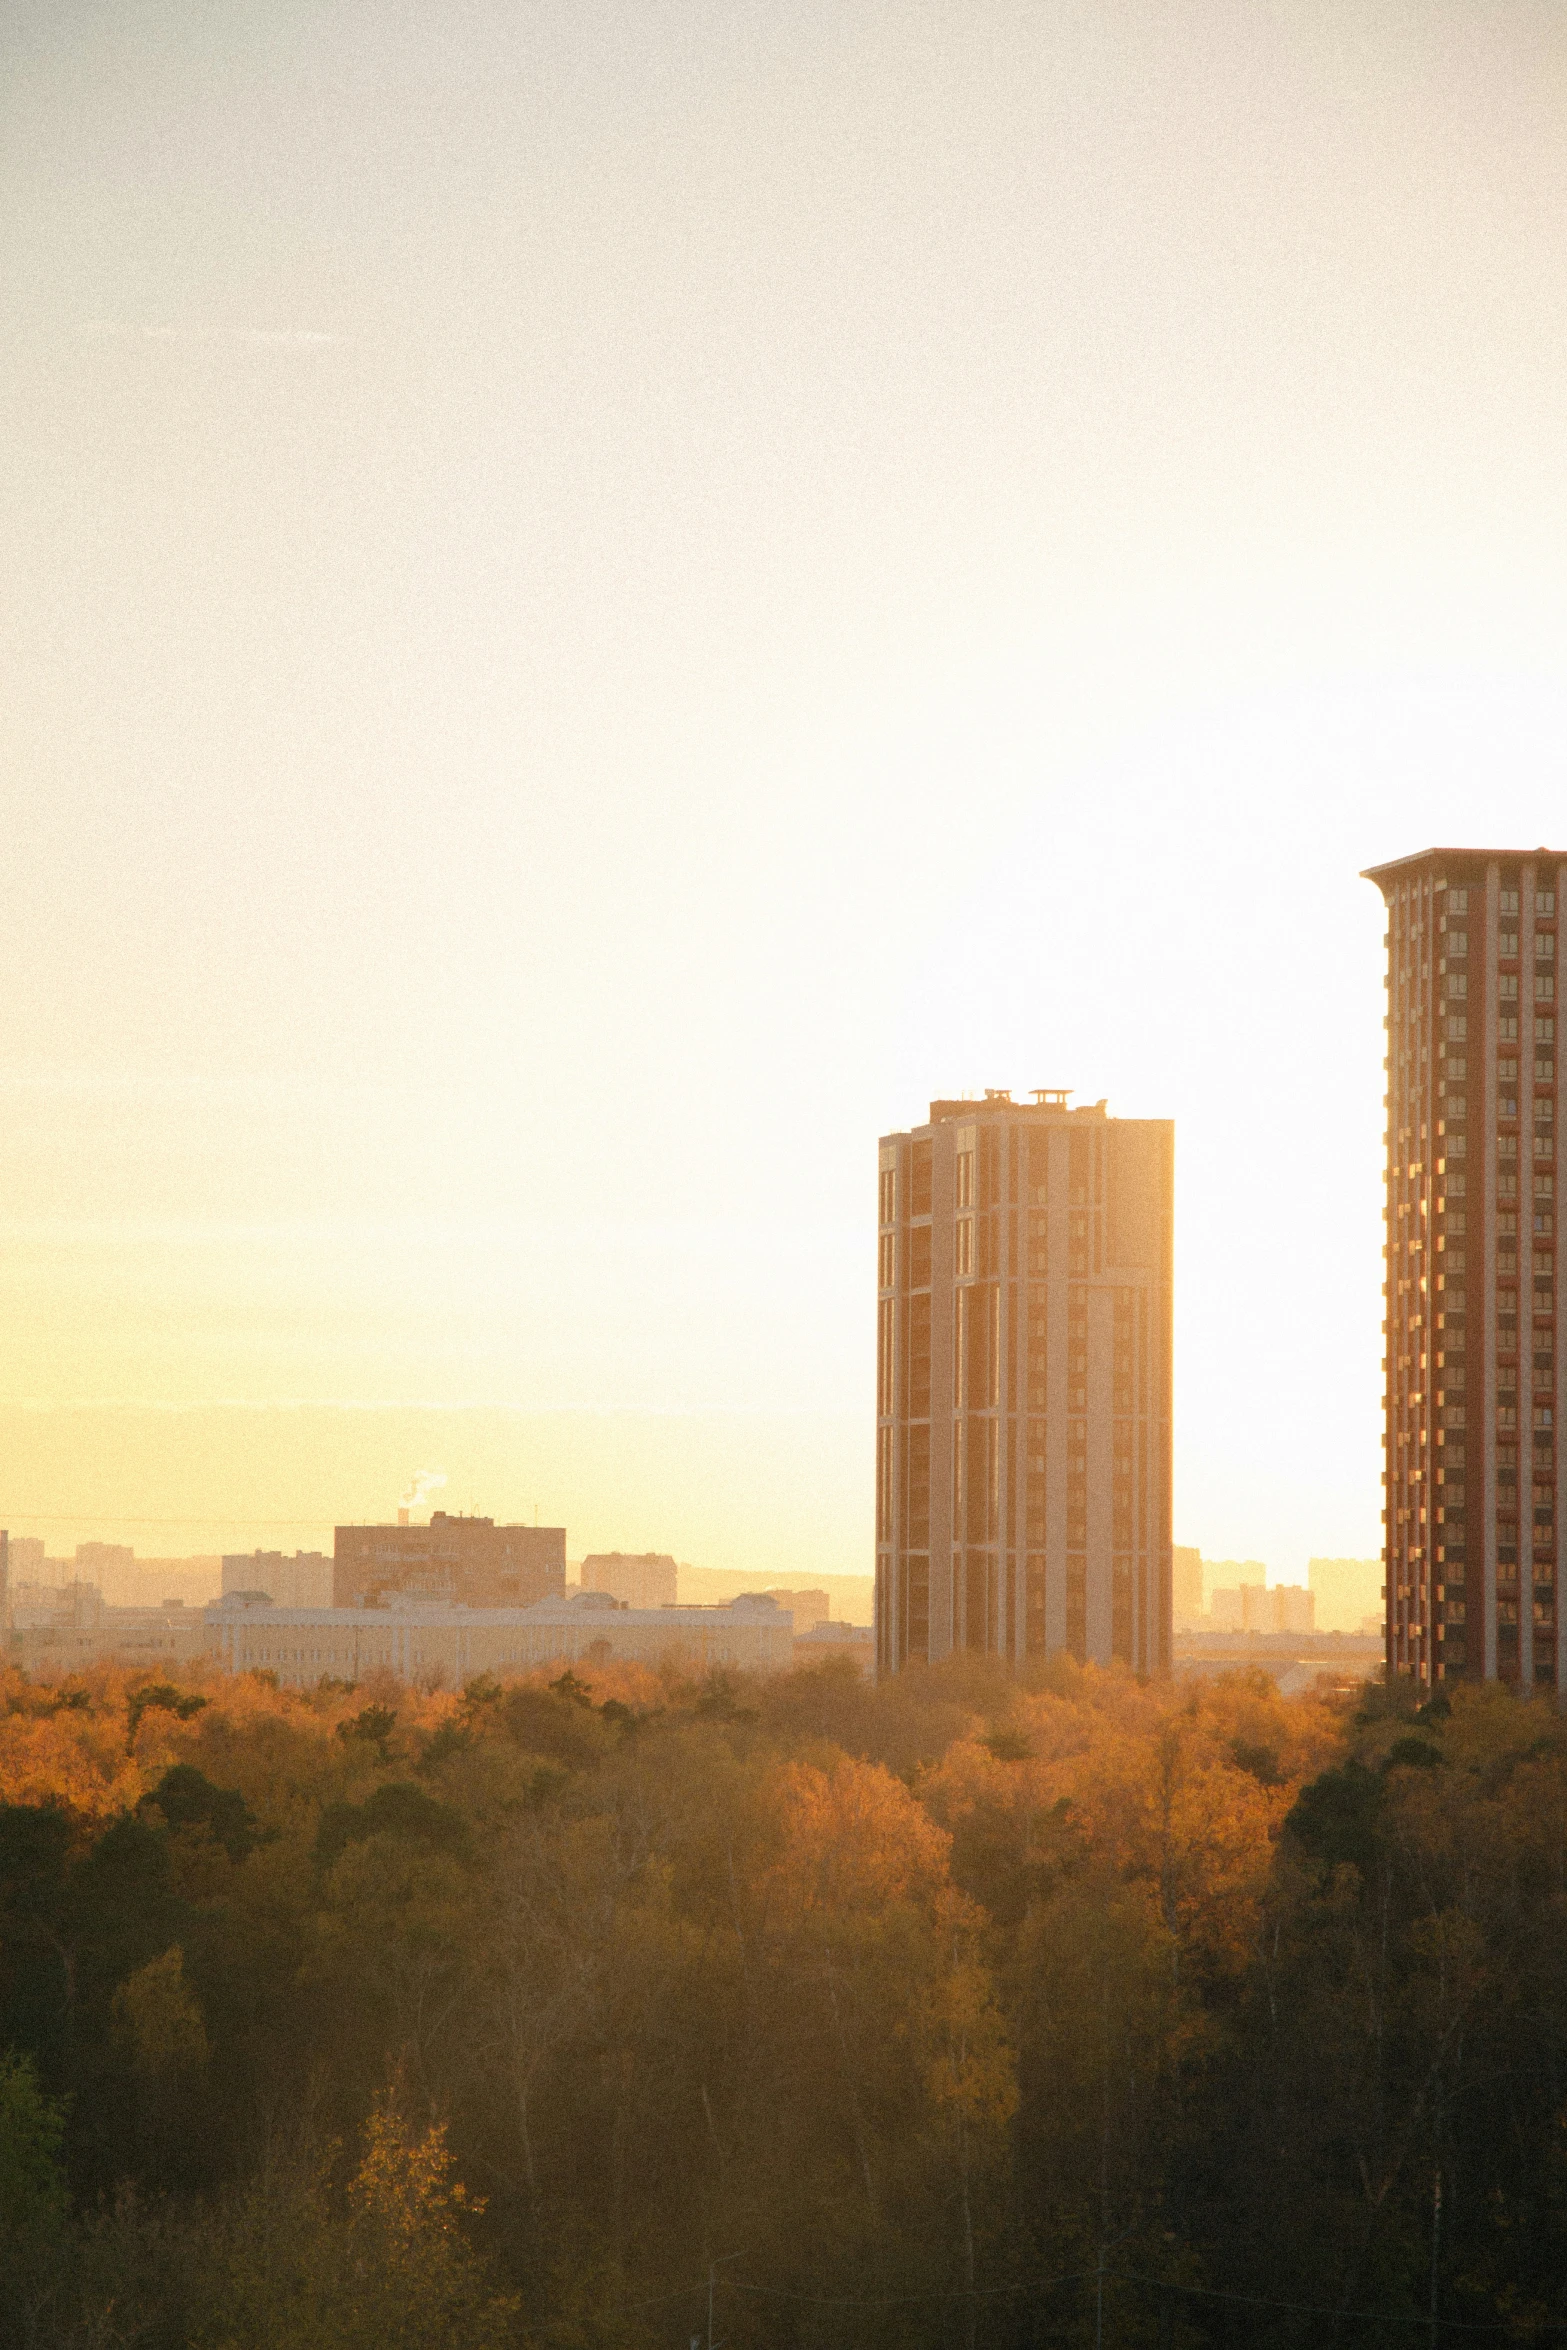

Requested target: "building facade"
[
  {"left": 333, "top": 1512, "right": 566, "bottom": 1609},
  {"left": 1365, "top": 846, "right": 1565, "bottom": 1690},
  {"left": 204, "top": 1589, "right": 796, "bottom": 1685},
  {"left": 877, "top": 1091, "right": 1173, "bottom": 1676}
]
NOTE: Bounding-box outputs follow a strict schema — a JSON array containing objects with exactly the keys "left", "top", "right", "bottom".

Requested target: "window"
[
  {"left": 955, "top": 1217, "right": 973, "bottom": 1276},
  {"left": 1447, "top": 931, "right": 1468, "bottom": 957},
  {"left": 1446, "top": 972, "right": 1467, "bottom": 998},
  {"left": 1540, "top": 1017, "right": 1557, "bottom": 1043},
  {"left": 1539, "top": 1056, "right": 1556, "bottom": 1082},
  {"left": 1500, "top": 973, "right": 1520, "bottom": 1001},
  {"left": 1501, "top": 1015, "right": 1519, "bottom": 1040},
  {"left": 956, "top": 1149, "right": 974, "bottom": 1209},
  {"left": 1501, "top": 888, "right": 1520, "bottom": 917},
  {"left": 1539, "top": 974, "right": 1557, "bottom": 1002},
  {"left": 1449, "top": 888, "right": 1469, "bottom": 914},
  {"left": 1541, "top": 891, "right": 1558, "bottom": 915}
]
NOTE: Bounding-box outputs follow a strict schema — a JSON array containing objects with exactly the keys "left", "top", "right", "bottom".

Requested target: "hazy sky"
[{"left": 5, "top": 0, "right": 1567, "bottom": 1575}]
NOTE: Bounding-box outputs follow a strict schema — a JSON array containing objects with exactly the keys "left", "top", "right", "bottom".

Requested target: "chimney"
[{"left": 397, "top": 1509, "right": 409, "bottom": 1527}]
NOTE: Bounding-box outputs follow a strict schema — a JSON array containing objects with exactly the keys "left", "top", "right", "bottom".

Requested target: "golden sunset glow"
[
  {"left": 7, "top": 4, "right": 1567, "bottom": 1582},
  {"left": 10, "top": 7, "right": 1567, "bottom": 2333}
]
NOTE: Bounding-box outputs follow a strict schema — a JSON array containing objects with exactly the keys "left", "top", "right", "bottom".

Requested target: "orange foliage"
[
  {"left": 764, "top": 1753, "right": 954, "bottom": 1918},
  {"left": 921, "top": 1664, "right": 1344, "bottom": 1978}
]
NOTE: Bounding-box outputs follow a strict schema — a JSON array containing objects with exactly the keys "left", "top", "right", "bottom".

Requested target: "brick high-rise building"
[
  {"left": 333, "top": 1512, "right": 566, "bottom": 1610},
  {"left": 1365, "top": 848, "right": 1564, "bottom": 1691},
  {"left": 876, "top": 1091, "right": 1173, "bottom": 1676}
]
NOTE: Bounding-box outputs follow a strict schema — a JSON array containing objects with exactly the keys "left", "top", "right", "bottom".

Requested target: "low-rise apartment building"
[
  {"left": 334, "top": 1513, "right": 566, "bottom": 1609},
  {"left": 5, "top": 1580, "right": 209, "bottom": 1670},
  {"left": 203, "top": 1589, "right": 797, "bottom": 1686}
]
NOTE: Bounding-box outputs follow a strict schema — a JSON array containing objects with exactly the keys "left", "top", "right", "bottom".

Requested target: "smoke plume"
[{"left": 399, "top": 1468, "right": 448, "bottom": 1512}]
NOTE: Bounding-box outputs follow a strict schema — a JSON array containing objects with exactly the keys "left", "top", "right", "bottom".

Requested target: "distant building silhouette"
[
  {"left": 1208, "top": 1582, "right": 1313, "bottom": 1635},
  {"left": 8, "top": 1536, "right": 45, "bottom": 1584},
  {"left": 1365, "top": 848, "right": 1564, "bottom": 1690},
  {"left": 333, "top": 1511, "right": 566, "bottom": 1610},
  {"left": 1171, "top": 1545, "right": 1204, "bottom": 1625},
  {"left": 877, "top": 1091, "right": 1173, "bottom": 1674},
  {"left": 577, "top": 1552, "right": 677, "bottom": 1608},
  {"left": 75, "top": 1541, "right": 133, "bottom": 1588},
  {"left": 222, "top": 1551, "right": 333, "bottom": 1607},
  {"left": 761, "top": 1586, "right": 831, "bottom": 1632}
]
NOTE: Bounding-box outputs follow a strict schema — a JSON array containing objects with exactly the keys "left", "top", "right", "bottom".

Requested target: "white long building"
[{"left": 202, "top": 1588, "right": 797, "bottom": 1686}]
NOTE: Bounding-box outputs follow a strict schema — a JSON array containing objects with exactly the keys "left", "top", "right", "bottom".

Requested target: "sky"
[{"left": 4, "top": 0, "right": 1567, "bottom": 1579}]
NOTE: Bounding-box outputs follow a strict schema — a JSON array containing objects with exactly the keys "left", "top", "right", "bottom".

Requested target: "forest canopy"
[{"left": 1, "top": 1651, "right": 1565, "bottom": 2348}]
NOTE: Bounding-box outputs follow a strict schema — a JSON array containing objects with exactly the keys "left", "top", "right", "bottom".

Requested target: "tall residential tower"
[
  {"left": 876, "top": 1092, "right": 1172, "bottom": 1676},
  {"left": 1365, "top": 848, "right": 1564, "bottom": 1691}
]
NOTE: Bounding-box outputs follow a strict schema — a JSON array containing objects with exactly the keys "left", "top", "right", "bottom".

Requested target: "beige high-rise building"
[
  {"left": 1365, "top": 846, "right": 1565, "bottom": 1691},
  {"left": 876, "top": 1091, "right": 1173, "bottom": 1675}
]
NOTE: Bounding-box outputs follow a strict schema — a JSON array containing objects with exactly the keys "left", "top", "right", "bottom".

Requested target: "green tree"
[{"left": 0, "top": 2050, "right": 69, "bottom": 2350}]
